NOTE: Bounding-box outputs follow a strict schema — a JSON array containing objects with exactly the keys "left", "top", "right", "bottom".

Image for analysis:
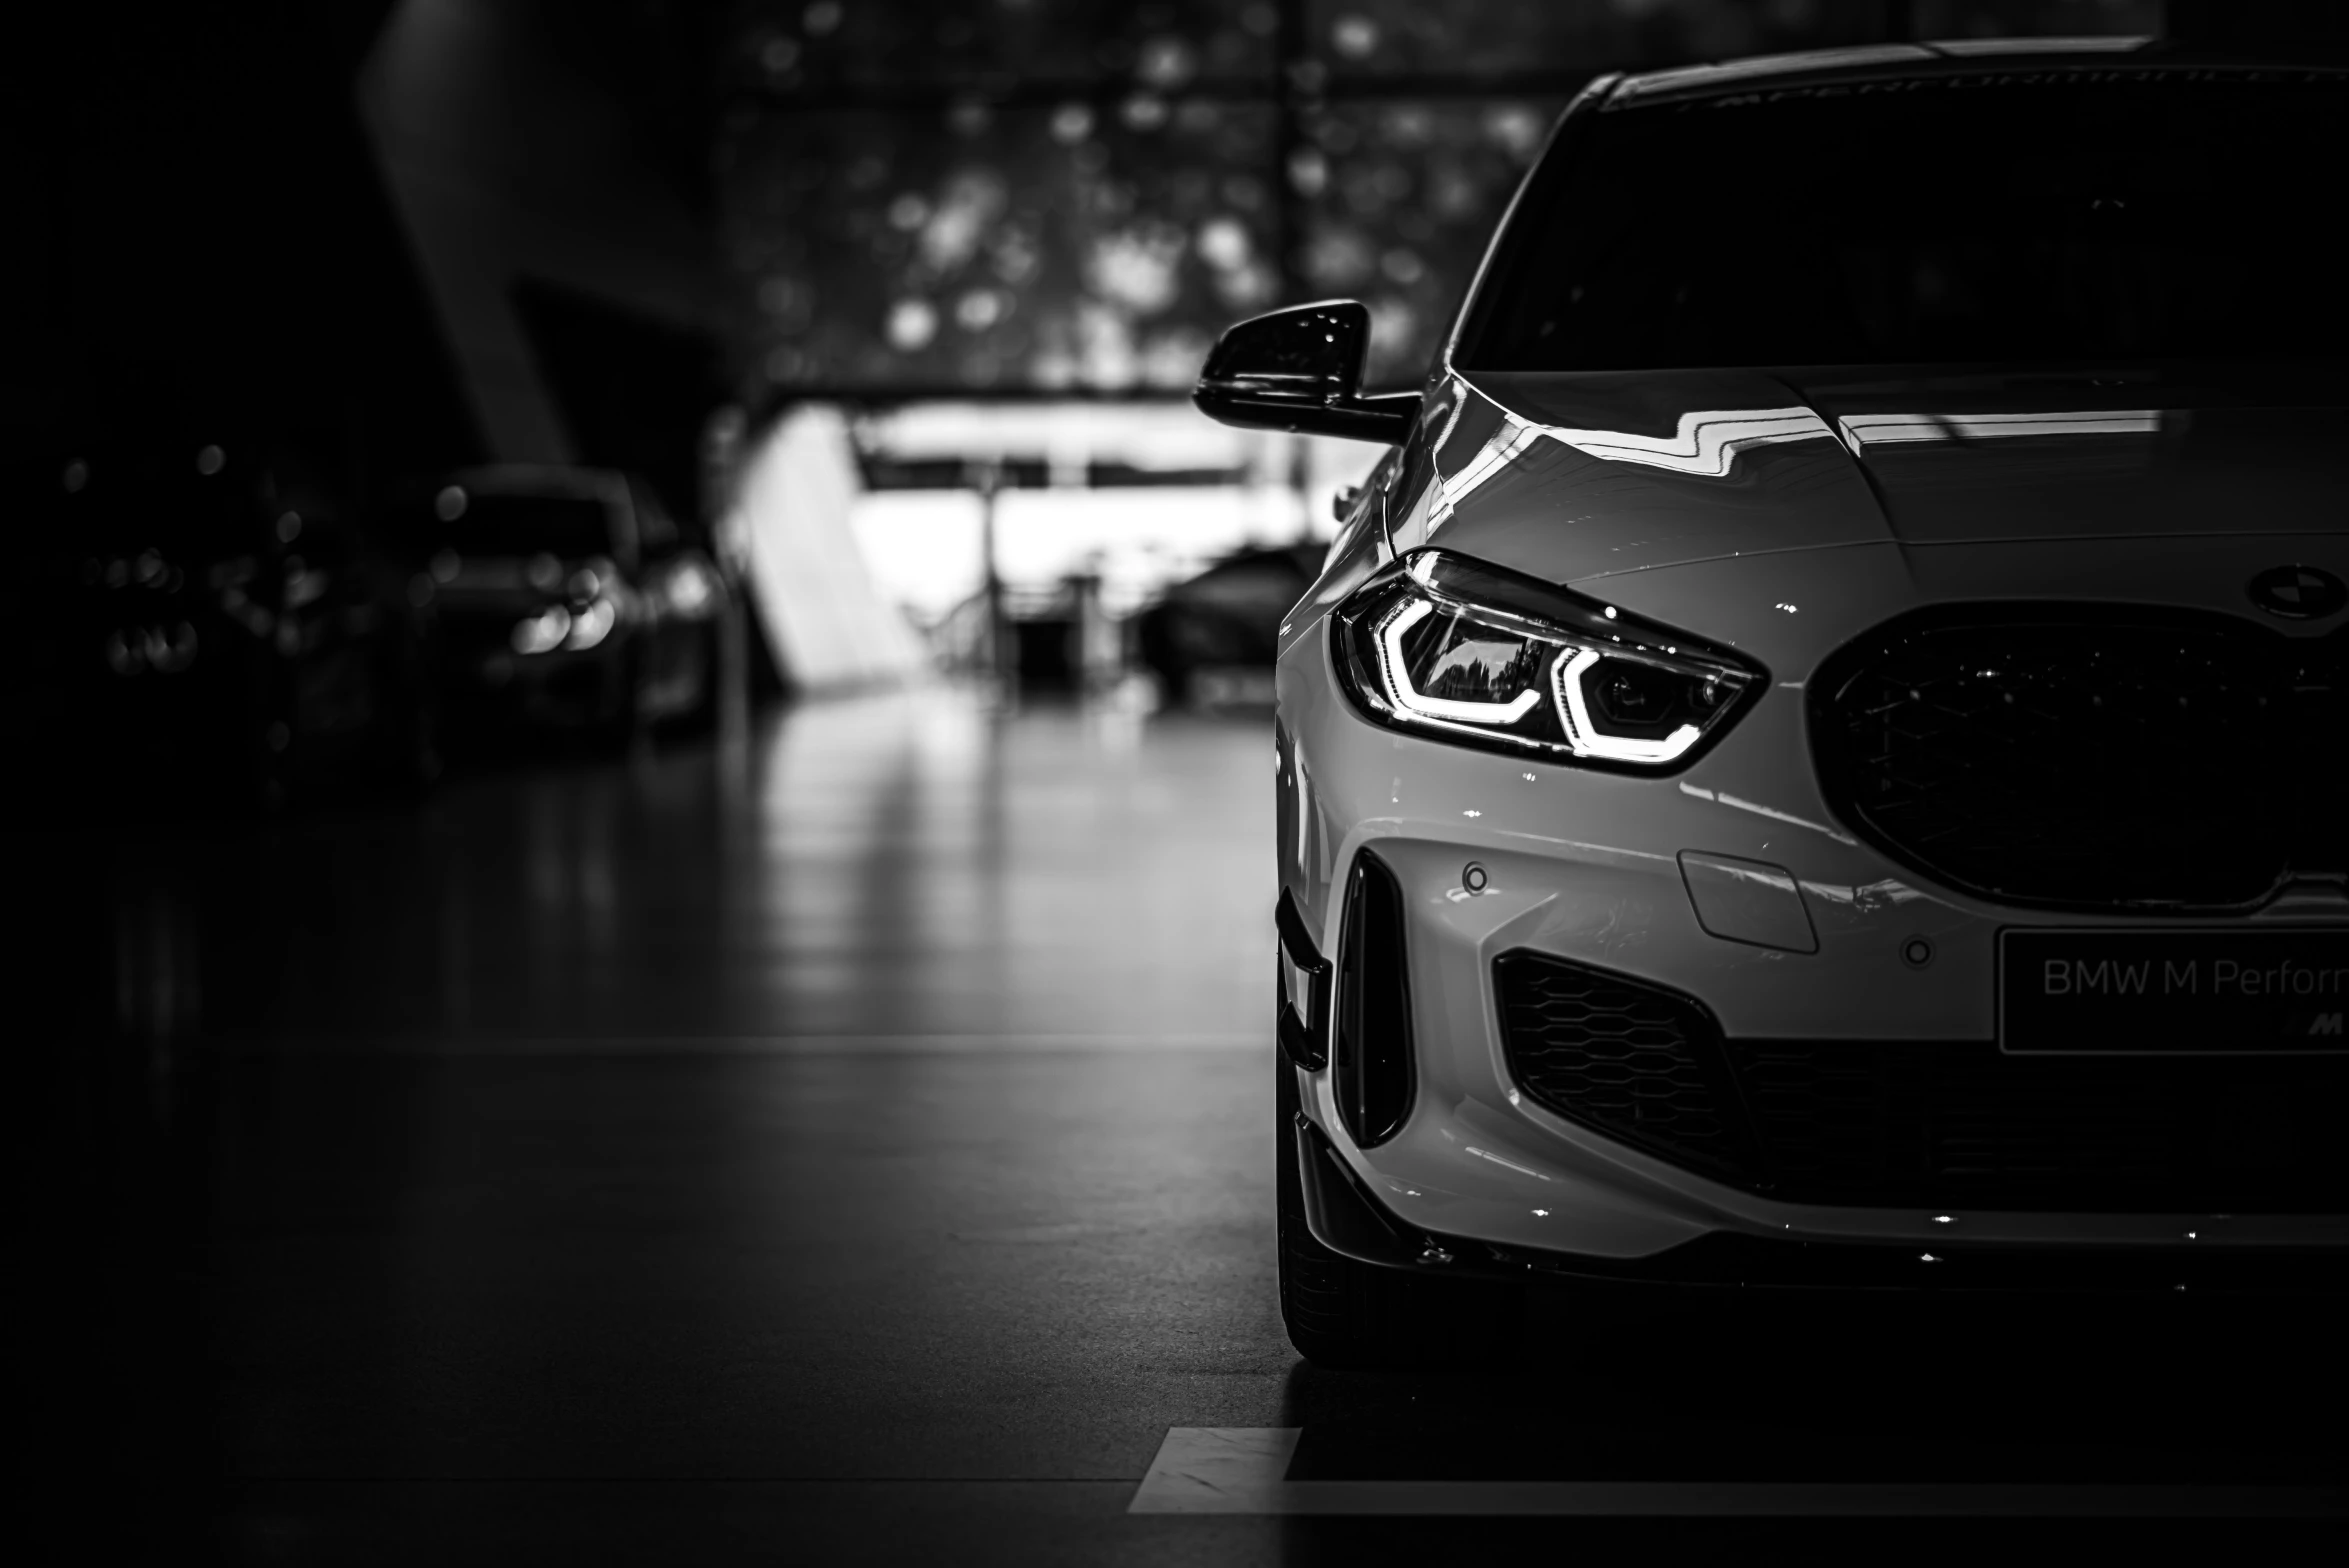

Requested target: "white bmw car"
[{"left": 1195, "top": 39, "right": 2349, "bottom": 1367}]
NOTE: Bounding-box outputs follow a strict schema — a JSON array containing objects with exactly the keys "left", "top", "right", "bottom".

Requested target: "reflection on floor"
[
  {"left": 22, "top": 687, "right": 2347, "bottom": 1563},
  {"left": 233, "top": 685, "right": 1271, "bottom": 1044}
]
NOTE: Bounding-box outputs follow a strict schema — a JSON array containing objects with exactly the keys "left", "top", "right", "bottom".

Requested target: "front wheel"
[{"left": 1275, "top": 1046, "right": 1522, "bottom": 1371}]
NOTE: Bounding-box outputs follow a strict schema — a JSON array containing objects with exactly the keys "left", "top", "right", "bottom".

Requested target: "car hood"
[{"left": 1419, "top": 365, "right": 2349, "bottom": 587}]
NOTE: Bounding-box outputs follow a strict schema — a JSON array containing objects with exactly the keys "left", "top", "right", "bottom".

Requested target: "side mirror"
[{"left": 1193, "top": 300, "right": 1422, "bottom": 444}]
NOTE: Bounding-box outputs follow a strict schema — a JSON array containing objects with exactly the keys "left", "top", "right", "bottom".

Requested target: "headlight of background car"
[
  {"left": 511, "top": 575, "right": 619, "bottom": 655},
  {"left": 1332, "top": 550, "right": 1762, "bottom": 769}
]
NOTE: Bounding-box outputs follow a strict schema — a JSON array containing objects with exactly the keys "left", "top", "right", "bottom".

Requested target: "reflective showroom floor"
[{"left": 21, "top": 686, "right": 2345, "bottom": 1564}]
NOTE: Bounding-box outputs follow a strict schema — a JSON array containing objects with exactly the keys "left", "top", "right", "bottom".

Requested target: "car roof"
[{"left": 1603, "top": 35, "right": 2344, "bottom": 111}]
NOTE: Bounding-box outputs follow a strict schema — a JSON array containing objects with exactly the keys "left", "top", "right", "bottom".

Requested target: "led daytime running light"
[
  {"left": 1552, "top": 648, "right": 1704, "bottom": 764},
  {"left": 1334, "top": 549, "right": 1761, "bottom": 772},
  {"left": 1376, "top": 598, "right": 1543, "bottom": 724}
]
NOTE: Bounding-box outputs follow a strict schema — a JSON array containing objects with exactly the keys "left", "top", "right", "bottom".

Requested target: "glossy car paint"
[{"left": 1275, "top": 46, "right": 2349, "bottom": 1269}]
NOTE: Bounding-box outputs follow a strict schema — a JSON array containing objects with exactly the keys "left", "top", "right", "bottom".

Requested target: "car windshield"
[
  {"left": 428, "top": 493, "right": 619, "bottom": 559},
  {"left": 1458, "top": 70, "right": 2349, "bottom": 371}
]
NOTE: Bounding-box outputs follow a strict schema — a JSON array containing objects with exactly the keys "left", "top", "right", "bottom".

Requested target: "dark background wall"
[
  {"left": 2, "top": 3, "right": 479, "bottom": 491},
  {"left": 2, "top": 0, "right": 731, "bottom": 519}
]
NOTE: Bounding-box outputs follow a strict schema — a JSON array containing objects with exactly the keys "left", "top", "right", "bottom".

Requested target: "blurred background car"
[
  {"left": 396, "top": 466, "right": 729, "bottom": 748},
  {"left": 1133, "top": 539, "right": 1324, "bottom": 708},
  {"left": 15, "top": 439, "right": 437, "bottom": 818},
  {"left": 831, "top": 399, "right": 1348, "bottom": 698}
]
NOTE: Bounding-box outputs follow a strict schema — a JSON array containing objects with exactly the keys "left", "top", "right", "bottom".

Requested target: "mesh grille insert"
[
  {"left": 1809, "top": 608, "right": 2348, "bottom": 910},
  {"left": 1493, "top": 951, "right": 1762, "bottom": 1184},
  {"left": 1496, "top": 952, "right": 2349, "bottom": 1211}
]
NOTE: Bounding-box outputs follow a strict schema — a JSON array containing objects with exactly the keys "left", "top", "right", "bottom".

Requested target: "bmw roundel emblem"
[{"left": 2245, "top": 564, "right": 2349, "bottom": 621}]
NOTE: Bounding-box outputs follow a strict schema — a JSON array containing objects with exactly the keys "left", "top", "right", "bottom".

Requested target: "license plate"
[{"left": 2000, "top": 928, "right": 2349, "bottom": 1054}]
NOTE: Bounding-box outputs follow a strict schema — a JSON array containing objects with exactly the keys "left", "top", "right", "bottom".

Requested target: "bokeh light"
[{"left": 720, "top": 0, "right": 2157, "bottom": 396}]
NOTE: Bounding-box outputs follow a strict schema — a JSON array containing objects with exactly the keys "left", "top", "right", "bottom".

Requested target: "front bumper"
[
  {"left": 1292, "top": 1114, "right": 2349, "bottom": 1296},
  {"left": 433, "top": 634, "right": 634, "bottom": 727},
  {"left": 1277, "top": 612, "right": 2349, "bottom": 1276}
]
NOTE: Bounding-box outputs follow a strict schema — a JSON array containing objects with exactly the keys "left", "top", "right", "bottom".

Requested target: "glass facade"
[{"left": 719, "top": 0, "right": 2159, "bottom": 396}]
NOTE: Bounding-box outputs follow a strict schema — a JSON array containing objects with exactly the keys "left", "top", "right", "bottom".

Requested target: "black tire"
[{"left": 1275, "top": 1043, "right": 1523, "bottom": 1371}]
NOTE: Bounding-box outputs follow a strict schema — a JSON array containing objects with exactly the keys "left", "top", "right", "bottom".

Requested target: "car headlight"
[
  {"left": 563, "top": 596, "right": 617, "bottom": 651},
  {"left": 1331, "top": 549, "right": 1762, "bottom": 769},
  {"left": 512, "top": 604, "right": 571, "bottom": 655},
  {"left": 512, "top": 595, "right": 618, "bottom": 655}
]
